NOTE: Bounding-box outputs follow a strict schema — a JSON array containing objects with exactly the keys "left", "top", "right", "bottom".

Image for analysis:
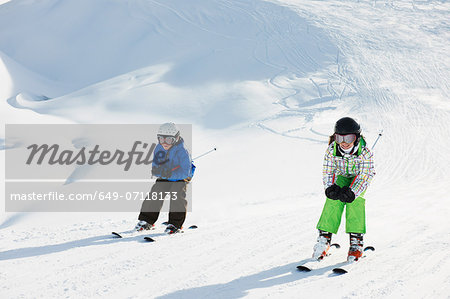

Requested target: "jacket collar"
[{"left": 333, "top": 137, "right": 366, "bottom": 157}]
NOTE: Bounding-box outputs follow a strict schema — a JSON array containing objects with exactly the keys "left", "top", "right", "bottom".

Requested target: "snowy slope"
[{"left": 1, "top": 0, "right": 450, "bottom": 298}]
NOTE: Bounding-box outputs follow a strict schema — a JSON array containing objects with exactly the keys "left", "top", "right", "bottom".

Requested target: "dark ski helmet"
[{"left": 334, "top": 117, "right": 361, "bottom": 135}]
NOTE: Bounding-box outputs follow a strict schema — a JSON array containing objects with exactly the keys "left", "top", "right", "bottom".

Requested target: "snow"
[{"left": 1, "top": 0, "right": 450, "bottom": 298}]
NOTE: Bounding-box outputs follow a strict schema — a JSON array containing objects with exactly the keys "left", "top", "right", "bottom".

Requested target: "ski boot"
[
  {"left": 135, "top": 220, "right": 155, "bottom": 232},
  {"left": 312, "top": 230, "right": 332, "bottom": 260},
  {"left": 347, "top": 233, "right": 364, "bottom": 262},
  {"left": 164, "top": 224, "right": 181, "bottom": 234}
]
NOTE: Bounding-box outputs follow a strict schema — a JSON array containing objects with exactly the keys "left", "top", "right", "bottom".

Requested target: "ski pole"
[
  {"left": 371, "top": 130, "right": 383, "bottom": 150},
  {"left": 193, "top": 147, "right": 217, "bottom": 161}
]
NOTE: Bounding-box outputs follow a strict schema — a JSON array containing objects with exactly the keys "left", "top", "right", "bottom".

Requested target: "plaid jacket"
[{"left": 323, "top": 139, "right": 375, "bottom": 197}]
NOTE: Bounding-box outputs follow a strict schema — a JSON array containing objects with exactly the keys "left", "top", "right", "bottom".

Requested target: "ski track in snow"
[{"left": 1, "top": 0, "right": 450, "bottom": 298}]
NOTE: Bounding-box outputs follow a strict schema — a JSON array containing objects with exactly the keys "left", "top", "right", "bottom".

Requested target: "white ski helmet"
[{"left": 157, "top": 122, "right": 180, "bottom": 137}]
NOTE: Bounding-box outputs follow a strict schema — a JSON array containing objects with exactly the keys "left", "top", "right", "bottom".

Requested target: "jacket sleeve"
[
  {"left": 350, "top": 147, "right": 376, "bottom": 197},
  {"left": 170, "top": 147, "right": 192, "bottom": 180},
  {"left": 152, "top": 144, "right": 168, "bottom": 178},
  {"left": 322, "top": 144, "right": 335, "bottom": 189}
]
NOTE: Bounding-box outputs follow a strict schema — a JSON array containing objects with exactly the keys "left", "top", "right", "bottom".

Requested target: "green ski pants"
[{"left": 316, "top": 175, "right": 366, "bottom": 234}]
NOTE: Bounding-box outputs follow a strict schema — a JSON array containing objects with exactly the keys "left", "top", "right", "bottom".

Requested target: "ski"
[
  {"left": 143, "top": 225, "right": 198, "bottom": 242},
  {"left": 111, "top": 226, "right": 156, "bottom": 238},
  {"left": 297, "top": 243, "right": 341, "bottom": 272},
  {"left": 111, "top": 230, "right": 139, "bottom": 238},
  {"left": 332, "top": 246, "right": 375, "bottom": 274}
]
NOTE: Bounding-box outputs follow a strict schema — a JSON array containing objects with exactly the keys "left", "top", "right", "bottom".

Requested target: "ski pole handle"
[{"left": 193, "top": 147, "right": 217, "bottom": 161}]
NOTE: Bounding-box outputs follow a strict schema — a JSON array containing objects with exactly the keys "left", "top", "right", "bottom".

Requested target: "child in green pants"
[{"left": 313, "top": 117, "right": 375, "bottom": 262}]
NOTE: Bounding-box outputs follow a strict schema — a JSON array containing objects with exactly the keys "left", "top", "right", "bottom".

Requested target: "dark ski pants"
[{"left": 138, "top": 179, "right": 188, "bottom": 229}]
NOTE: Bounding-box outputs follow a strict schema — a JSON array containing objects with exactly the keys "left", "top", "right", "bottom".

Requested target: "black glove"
[
  {"left": 160, "top": 167, "right": 172, "bottom": 178},
  {"left": 325, "top": 184, "right": 341, "bottom": 200},
  {"left": 152, "top": 165, "right": 171, "bottom": 176},
  {"left": 340, "top": 186, "right": 355, "bottom": 203},
  {"left": 151, "top": 165, "right": 162, "bottom": 177},
  {"left": 151, "top": 165, "right": 172, "bottom": 178}
]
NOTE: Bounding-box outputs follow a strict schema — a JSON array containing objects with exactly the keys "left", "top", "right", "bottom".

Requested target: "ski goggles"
[
  {"left": 157, "top": 135, "right": 177, "bottom": 145},
  {"left": 335, "top": 133, "right": 357, "bottom": 144}
]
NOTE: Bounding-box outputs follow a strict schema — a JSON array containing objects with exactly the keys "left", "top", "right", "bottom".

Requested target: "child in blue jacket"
[{"left": 136, "top": 123, "right": 195, "bottom": 234}]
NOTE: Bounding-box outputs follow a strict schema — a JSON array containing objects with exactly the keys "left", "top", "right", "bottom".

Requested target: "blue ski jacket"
[{"left": 152, "top": 137, "right": 194, "bottom": 181}]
